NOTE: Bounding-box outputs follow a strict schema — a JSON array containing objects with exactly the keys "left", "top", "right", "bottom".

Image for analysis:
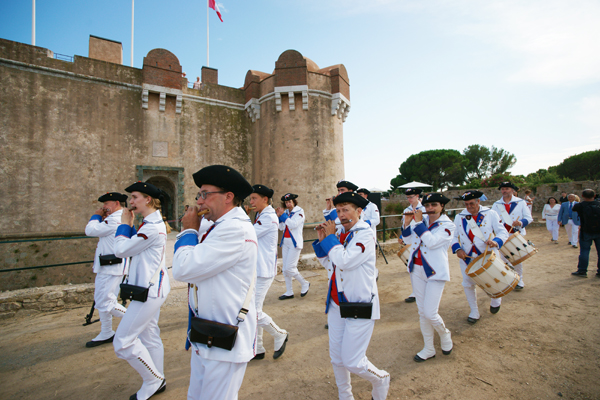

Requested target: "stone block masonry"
[{"left": 0, "top": 284, "right": 95, "bottom": 319}]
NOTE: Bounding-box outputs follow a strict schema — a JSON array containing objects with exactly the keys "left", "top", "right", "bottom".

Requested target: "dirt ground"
[{"left": 1, "top": 225, "right": 599, "bottom": 400}]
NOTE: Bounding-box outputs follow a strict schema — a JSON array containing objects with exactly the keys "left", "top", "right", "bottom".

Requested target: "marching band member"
[
  {"left": 84, "top": 192, "right": 129, "bottom": 348},
  {"left": 324, "top": 180, "right": 359, "bottom": 230},
  {"left": 356, "top": 188, "right": 380, "bottom": 239},
  {"left": 491, "top": 181, "right": 533, "bottom": 290},
  {"left": 172, "top": 165, "right": 257, "bottom": 400},
  {"left": 249, "top": 184, "right": 289, "bottom": 360},
  {"left": 113, "top": 182, "right": 170, "bottom": 400},
  {"left": 452, "top": 190, "right": 509, "bottom": 323},
  {"left": 399, "top": 188, "right": 426, "bottom": 303},
  {"left": 402, "top": 193, "right": 455, "bottom": 361},
  {"left": 313, "top": 192, "right": 390, "bottom": 400},
  {"left": 276, "top": 193, "right": 310, "bottom": 300}
]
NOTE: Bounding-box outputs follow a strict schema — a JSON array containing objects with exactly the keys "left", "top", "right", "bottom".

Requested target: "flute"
[
  {"left": 403, "top": 211, "right": 438, "bottom": 215},
  {"left": 197, "top": 209, "right": 210, "bottom": 217}
]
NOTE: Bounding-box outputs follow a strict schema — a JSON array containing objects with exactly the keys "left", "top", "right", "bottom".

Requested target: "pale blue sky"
[{"left": 1, "top": 0, "right": 599, "bottom": 191}]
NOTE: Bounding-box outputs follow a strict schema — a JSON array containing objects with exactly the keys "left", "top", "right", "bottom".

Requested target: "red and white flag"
[{"left": 209, "top": 0, "right": 223, "bottom": 22}]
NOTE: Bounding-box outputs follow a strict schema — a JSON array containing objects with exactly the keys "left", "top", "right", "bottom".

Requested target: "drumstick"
[
  {"left": 197, "top": 209, "right": 210, "bottom": 217},
  {"left": 482, "top": 234, "right": 493, "bottom": 260}
]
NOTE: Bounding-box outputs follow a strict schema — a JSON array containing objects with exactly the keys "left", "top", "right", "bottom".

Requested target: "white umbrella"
[{"left": 398, "top": 181, "right": 432, "bottom": 189}]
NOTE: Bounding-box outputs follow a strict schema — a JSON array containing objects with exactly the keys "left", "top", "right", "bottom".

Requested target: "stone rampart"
[{"left": 0, "top": 283, "right": 94, "bottom": 319}]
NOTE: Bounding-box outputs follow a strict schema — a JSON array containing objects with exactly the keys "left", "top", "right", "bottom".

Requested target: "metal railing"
[
  {"left": 0, "top": 236, "right": 94, "bottom": 273},
  {"left": 54, "top": 53, "right": 74, "bottom": 62}
]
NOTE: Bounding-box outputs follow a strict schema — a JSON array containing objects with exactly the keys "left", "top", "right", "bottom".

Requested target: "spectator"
[
  {"left": 558, "top": 194, "right": 580, "bottom": 248},
  {"left": 559, "top": 192, "right": 568, "bottom": 204},
  {"left": 524, "top": 190, "right": 534, "bottom": 214},
  {"left": 193, "top": 77, "right": 201, "bottom": 90},
  {"left": 571, "top": 189, "right": 600, "bottom": 277},
  {"left": 542, "top": 197, "right": 561, "bottom": 243}
]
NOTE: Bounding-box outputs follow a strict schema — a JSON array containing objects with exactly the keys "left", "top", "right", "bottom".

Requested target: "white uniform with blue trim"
[
  {"left": 402, "top": 214, "right": 455, "bottom": 359},
  {"left": 85, "top": 210, "right": 128, "bottom": 342},
  {"left": 279, "top": 206, "right": 309, "bottom": 296},
  {"left": 451, "top": 206, "right": 509, "bottom": 320},
  {"left": 113, "top": 210, "right": 170, "bottom": 400},
  {"left": 362, "top": 201, "right": 380, "bottom": 239},
  {"left": 172, "top": 206, "right": 257, "bottom": 400},
  {"left": 491, "top": 195, "right": 533, "bottom": 287},
  {"left": 312, "top": 221, "right": 389, "bottom": 400}
]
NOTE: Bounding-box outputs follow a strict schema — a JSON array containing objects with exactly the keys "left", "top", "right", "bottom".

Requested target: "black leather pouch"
[
  {"left": 99, "top": 254, "right": 123, "bottom": 266},
  {"left": 119, "top": 283, "right": 149, "bottom": 302},
  {"left": 339, "top": 302, "right": 373, "bottom": 319},
  {"left": 189, "top": 317, "right": 239, "bottom": 351}
]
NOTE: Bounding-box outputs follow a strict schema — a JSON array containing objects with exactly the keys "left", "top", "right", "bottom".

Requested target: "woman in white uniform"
[
  {"left": 276, "top": 193, "right": 310, "bottom": 299},
  {"left": 542, "top": 197, "right": 560, "bottom": 243},
  {"left": 114, "top": 181, "right": 170, "bottom": 400},
  {"left": 402, "top": 193, "right": 455, "bottom": 362}
]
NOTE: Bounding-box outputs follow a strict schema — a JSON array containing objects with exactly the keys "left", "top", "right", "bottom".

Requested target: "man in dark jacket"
[{"left": 571, "top": 189, "right": 600, "bottom": 277}]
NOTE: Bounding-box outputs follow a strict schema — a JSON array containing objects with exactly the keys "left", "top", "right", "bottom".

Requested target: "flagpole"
[
  {"left": 32, "top": 0, "right": 35, "bottom": 46},
  {"left": 131, "top": 0, "right": 134, "bottom": 67},
  {"left": 206, "top": 0, "right": 209, "bottom": 67}
]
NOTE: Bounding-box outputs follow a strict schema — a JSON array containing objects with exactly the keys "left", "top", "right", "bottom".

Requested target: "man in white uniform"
[
  {"left": 173, "top": 165, "right": 257, "bottom": 400},
  {"left": 399, "top": 188, "right": 426, "bottom": 303},
  {"left": 452, "top": 190, "right": 509, "bottom": 323},
  {"left": 323, "top": 180, "right": 358, "bottom": 229},
  {"left": 84, "top": 192, "right": 128, "bottom": 347},
  {"left": 249, "top": 184, "right": 289, "bottom": 360},
  {"left": 314, "top": 192, "right": 390, "bottom": 400},
  {"left": 356, "top": 188, "right": 380, "bottom": 239},
  {"left": 491, "top": 181, "right": 533, "bottom": 290}
]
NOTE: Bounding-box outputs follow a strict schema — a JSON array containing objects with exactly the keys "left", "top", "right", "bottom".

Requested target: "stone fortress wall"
[{"left": 0, "top": 37, "right": 350, "bottom": 238}]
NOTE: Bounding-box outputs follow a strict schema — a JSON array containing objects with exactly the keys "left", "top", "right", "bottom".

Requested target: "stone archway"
[
  {"left": 146, "top": 176, "right": 175, "bottom": 224},
  {"left": 136, "top": 166, "right": 185, "bottom": 229}
]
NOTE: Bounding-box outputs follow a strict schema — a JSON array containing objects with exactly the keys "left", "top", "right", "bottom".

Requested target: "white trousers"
[
  {"left": 410, "top": 265, "right": 446, "bottom": 327},
  {"left": 187, "top": 355, "right": 247, "bottom": 400},
  {"left": 94, "top": 273, "right": 122, "bottom": 312},
  {"left": 114, "top": 296, "right": 166, "bottom": 400},
  {"left": 327, "top": 302, "right": 389, "bottom": 400},
  {"left": 255, "top": 276, "right": 274, "bottom": 327},
  {"left": 281, "top": 238, "right": 301, "bottom": 278},
  {"left": 566, "top": 220, "right": 580, "bottom": 246},
  {"left": 546, "top": 219, "right": 559, "bottom": 241},
  {"left": 459, "top": 259, "right": 501, "bottom": 319}
]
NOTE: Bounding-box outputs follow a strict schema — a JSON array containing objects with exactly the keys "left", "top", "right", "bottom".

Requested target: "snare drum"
[
  {"left": 500, "top": 232, "right": 538, "bottom": 265},
  {"left": 466, "top": 252, "right": 520, "bottom": 298},
  {"left": 397, "top": 244, "right": 411, "bottom": 266}
]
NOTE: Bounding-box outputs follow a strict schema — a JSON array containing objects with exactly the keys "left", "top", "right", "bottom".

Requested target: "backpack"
[{"left": 581, "top": 201, "right": 600, "bottom": 233}]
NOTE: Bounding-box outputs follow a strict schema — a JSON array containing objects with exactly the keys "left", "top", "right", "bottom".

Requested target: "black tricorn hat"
[
  {"left": 98, "top": 192, "right": 128, "bottom": 203},
  {"left": 125, "top": 181, "right": 164, "bottom": 201},
  {"left": 281, "top": 193, "right": 298, "bottom": 202},
  {"left": 456, "top": 190, "right": 484, "bottom": 201},
  {"left": 252, "top": 184, "right": 274, "bottom": 198},
  {"left": 421, "top": 192, "right": 451, "bottom": 205},
  {"left": 193, "top": 165, "right": 253, "bottom": 199},
  {"left": 333, "top": 191, "right": 369, "bottom": 209},
  {"left": 336, "top": 180, "right": 359, "bottom": 191},
  {"left": 498, "top": 181, "right": 518, "bottom": 190},
  {"left": 356, "top": 188, "right": 371, "bottom": 195},
  {"left": 404, "top": 188, "right": 423, "bottom": 196}
]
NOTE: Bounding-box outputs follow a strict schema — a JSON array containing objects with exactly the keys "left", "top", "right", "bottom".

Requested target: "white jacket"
[
  {"left": 542, "top": 204, "right": 560, "bottom": 221},
  {"left": 85, "top": 209, "right": 128, "bottom": 275},
  {"left": 114, "top": 210, "right": 170, "bottom": 298},
  {"left": 313, "top": 220, "right": 380, "bottom": 320},
  {"left": 172, "top": 207, "right": 258, "bottom": 363},
  {"left": 362, "top": 201, "right": 380, "bottom": 238},
  {"left": 451, "top": 206, "right": 509, "bottom": 266},
  {"left": 279, "top": 206, "right": 305, "bottom": 249},
  {"left": 253, "top": 205, "right": 279, "bottom": 279},
  {"left": 492, "top": 195, "right": 533, "bottom": 236},
  {"left": 402, "top": 214, "right": 455, "bottom": 282}
]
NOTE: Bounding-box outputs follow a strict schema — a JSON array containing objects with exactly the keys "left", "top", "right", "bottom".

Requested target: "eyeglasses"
[{"left": 195, "top": 191, "right": 226, "bottom": 201}]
